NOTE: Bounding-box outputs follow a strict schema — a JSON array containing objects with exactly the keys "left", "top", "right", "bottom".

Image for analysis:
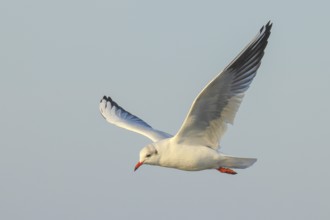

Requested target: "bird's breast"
[{"left": 157, "top": 142, "right": 220, "bottom": 171}]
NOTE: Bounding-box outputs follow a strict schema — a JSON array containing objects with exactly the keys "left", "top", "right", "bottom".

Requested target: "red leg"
[{"left": 217, "top": 167, "right": 237, "bottom": 175}]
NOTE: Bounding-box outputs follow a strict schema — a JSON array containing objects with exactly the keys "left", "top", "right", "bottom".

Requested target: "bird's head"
[{"left": 134, "top": 144, "right": 159, "bottom": 171}]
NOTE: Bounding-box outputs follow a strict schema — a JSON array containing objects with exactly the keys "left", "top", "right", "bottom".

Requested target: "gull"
[{"left": 99, "top": 22, "right": 272, "bottom": 175}]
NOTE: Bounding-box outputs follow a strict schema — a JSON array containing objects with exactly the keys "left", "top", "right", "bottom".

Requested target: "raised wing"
[
  {"left": 174, "top": 21, "right": 272, "bottom": 150},
  {"left": 99, "top": 96, "right": 172, "bottom": 142}
]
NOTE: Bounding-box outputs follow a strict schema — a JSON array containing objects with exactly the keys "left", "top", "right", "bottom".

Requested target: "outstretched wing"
[
  {"left": 174, "top": 21, "right": 272, "bottom": 150},
  {"left": 99, "top": 96, "right": 172, "bottom": 142}
]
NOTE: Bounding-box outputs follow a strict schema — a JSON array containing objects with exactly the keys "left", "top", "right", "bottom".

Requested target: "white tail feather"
[{"left": 221, "top": 155, "right": 257, "bottom": 169}]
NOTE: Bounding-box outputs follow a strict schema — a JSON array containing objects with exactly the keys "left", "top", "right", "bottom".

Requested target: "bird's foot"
[{"left": 217, "top": 167, "right": 237, "bottom": 175}]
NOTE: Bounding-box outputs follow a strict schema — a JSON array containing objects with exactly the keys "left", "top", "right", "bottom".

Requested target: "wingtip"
[
  {"left": 266, "top": 20, "right": 273, "bottom": 30},
  {"left": 99, "top": 96, "right": 115, "bottom": 116},
  {"left": 262, "top": 20, "right": 273, "bottom": 33},
  {"left": 100, "top": 95, "right": 121, "bottom": 110},
  {"left": 100, "top": 95, "right": 114, "bottom": 103},
  {"left": 100, "top": 95, "right": 107, "bottom": 103}
]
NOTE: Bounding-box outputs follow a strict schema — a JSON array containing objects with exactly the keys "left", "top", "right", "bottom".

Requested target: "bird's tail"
[{"left": 220, "top": 155, "right": 257, "bottom": 169}]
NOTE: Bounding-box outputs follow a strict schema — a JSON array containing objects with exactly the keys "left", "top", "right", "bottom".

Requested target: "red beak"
[{"left": 134, "top": 161, "right": 144, "bottom": 171}]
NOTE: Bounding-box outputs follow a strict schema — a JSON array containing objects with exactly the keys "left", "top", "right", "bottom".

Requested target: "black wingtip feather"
[
  {"left": 101, "top": 95, "right": 112, "bottom": 104},
  {"left": 262, "top": 20, "right": 272, "bottom": 33},
  {"left": 230, "top": 21, "right": 272, "bottom": 69},
  {"left": 107, "top": 96, "right": 113, "bottom": 103},
  {"left": 101, "top": 95, "right": 123, "bottom": 110},
  {"left": 101, "top": 95, "right": 107, "bottom": 102},
  {"left": 264, "top": 21, "right": 273, "bottom": 36},
  {"left": 101, "top": 95, "right": 114, "bottom": 103}
]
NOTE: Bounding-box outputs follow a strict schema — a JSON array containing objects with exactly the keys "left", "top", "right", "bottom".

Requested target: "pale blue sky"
[{"left": 1, "top": 1, "right": 329, "bottom": 219}]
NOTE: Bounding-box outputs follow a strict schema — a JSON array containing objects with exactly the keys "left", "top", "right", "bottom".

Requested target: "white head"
[{"left": 134, "top": 144, "right": 160, "bottom": 171}]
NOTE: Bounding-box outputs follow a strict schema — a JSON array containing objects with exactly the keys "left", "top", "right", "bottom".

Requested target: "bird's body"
[
  {"left": 147, "top": 139, "right": 219, "bottom": 171},
  {"left": 99, "top": 22, "right": 272, "bottom": 174},
  {"left": 140, "top": 138, "right": 256, "bottom": 172}
]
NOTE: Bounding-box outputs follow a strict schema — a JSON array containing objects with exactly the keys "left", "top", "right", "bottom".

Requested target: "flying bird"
[{"left": 99, "top": 22, "right": 272, "bottom": 175}]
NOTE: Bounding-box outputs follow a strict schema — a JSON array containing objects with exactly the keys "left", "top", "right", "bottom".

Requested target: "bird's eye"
[{"left": 146, "top": 154, "right": 151, "bottom": 158}]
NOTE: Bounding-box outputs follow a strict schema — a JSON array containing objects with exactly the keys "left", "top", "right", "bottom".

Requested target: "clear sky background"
[{"left": 1, "top": 1, "right": 329, "bottom": 219}]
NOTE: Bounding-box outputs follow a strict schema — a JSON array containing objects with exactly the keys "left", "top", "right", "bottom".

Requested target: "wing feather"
[
  {"left": 99, "top": 96, "right": 172, "bottom": 142},
  {"left": 174, "top": 22, "right": 272, "bottom": 149}
]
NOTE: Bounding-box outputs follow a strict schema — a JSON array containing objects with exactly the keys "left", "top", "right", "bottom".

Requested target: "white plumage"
[{"left": 99, "top": 22, "right": 272, "bottom": 174}]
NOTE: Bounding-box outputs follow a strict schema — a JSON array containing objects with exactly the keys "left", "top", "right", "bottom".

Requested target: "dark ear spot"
[{"left": 155, "top": 149, "right": 158, "bottom": 155}]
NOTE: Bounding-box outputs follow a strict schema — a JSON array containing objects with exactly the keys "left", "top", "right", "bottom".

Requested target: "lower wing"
[{"left": 99, "top": 96, "right": 172, "bottom": 142}]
